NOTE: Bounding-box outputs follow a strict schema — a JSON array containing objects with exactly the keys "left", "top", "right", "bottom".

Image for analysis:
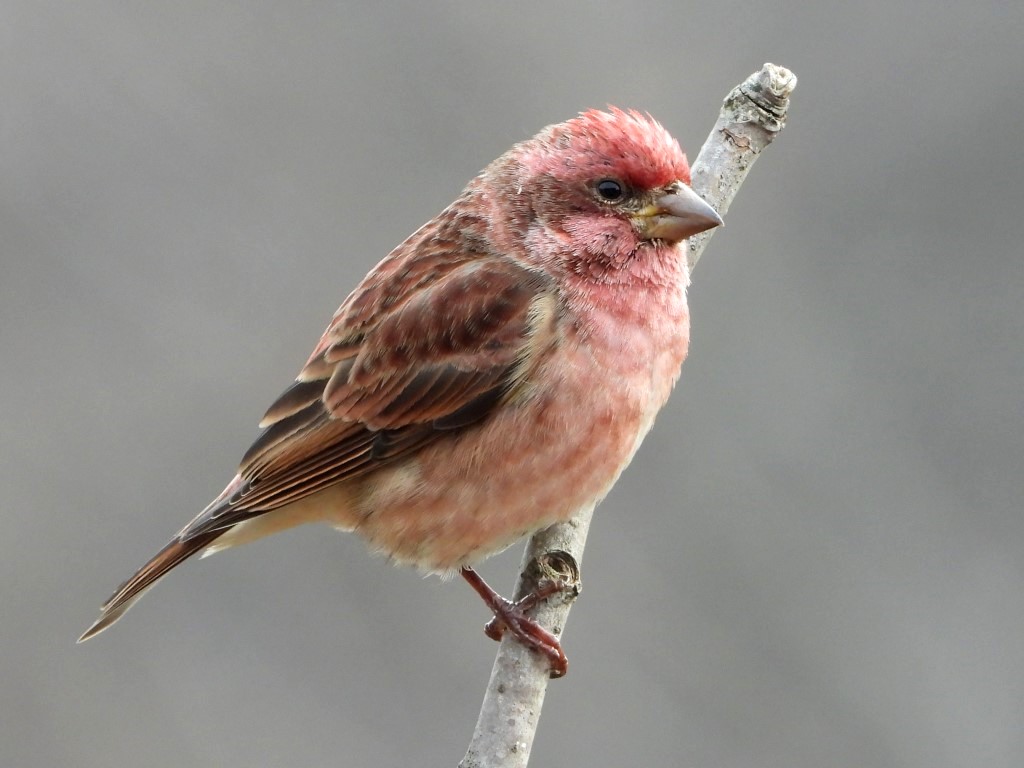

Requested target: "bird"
[{"left": 78, "top": 108, "right": 722, "bottom": 677}]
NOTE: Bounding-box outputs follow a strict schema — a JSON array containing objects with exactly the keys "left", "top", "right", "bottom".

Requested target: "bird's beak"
[{"left": 633, "top": 184, "right": 723, "bottom": 243}]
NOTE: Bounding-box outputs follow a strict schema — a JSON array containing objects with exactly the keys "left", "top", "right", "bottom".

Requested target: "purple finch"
[{"left": 79, "top": 108, "right": 722, "bottom": 676}]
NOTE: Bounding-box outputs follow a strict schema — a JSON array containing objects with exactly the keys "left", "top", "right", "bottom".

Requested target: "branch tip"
[{"left": 461, "top": 64, "right": 797, "bottom": 767}]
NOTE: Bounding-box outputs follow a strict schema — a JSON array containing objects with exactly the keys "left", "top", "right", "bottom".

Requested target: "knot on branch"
[{"left": 522, "top": 550, "right": 581, "bottom": 606}]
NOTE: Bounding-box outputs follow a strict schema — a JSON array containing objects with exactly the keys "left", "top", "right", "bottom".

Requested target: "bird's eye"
[{"left": 595, "top": 178, "right": 625, "bottom": 202}]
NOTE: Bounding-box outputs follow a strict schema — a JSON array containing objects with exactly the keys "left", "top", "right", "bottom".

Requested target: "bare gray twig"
[{"left": 460, "top": 63, "right": 798, "bottom": 768}]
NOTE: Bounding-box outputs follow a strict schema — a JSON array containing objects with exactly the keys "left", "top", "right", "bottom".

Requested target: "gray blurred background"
[{"left": 3, "top": 2, "right": 1022, "bottom": 766}]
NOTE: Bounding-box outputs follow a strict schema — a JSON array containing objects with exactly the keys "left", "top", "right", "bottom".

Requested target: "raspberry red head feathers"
[
  {"left": 490, "top": 108, "right": 716, "bottom": 280},
  {"left": 527, "top": 107, "right": 691, "bottom": 191}
]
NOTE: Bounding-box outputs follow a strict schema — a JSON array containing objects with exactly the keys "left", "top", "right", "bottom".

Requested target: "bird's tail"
[{"left": 77, "top": 530, "right": 221, "bottom": 643}]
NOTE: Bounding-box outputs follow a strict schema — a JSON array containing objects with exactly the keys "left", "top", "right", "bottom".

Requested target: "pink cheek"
[
  {"left": 585, "top": 225, "right": 639, "bottom": 265},
  {"left": 566, "top": 216, "right": 631, "bottom": 249}
]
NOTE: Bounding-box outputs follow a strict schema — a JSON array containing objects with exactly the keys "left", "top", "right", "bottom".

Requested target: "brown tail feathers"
[{"left": 77, "top": 530, "right": 221, "bottom": 643}]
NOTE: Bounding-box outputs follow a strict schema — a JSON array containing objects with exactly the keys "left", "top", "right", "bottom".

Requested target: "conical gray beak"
[{"left": 634, "top": 184, "right": 723, "bottom": 243}]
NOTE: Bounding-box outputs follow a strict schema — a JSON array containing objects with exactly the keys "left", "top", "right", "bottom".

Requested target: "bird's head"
[{"left": 500, "top": 108, "right": 722, "bottom": 281}]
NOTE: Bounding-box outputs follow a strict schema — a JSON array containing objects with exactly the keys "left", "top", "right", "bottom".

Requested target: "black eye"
[{"left": 596, "top": 178, "right": 625, "bottom": 202}]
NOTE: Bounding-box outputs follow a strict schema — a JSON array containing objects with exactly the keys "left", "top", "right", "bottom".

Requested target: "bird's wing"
[
  {"left": 178, "top": 250, "right": 558, "bottom": 541},
  {"left": 79, "top": 247, "right": 558, "bottom": 641}
]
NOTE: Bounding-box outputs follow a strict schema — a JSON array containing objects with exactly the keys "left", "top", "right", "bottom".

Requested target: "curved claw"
[{"left": 461, "top": 566, "right": 570, "bottom": 679}]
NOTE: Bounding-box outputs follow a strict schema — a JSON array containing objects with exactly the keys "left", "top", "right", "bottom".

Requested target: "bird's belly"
[{"left": 351, "top": 339, "right": 677, "bottom": 572}]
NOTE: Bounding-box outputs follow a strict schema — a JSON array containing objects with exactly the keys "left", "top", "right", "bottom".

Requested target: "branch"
[
  {"left": 687, "top": 63, "right": 797, "bottom": 271},
  {"left": 459, "top": 63, "right": 798, "bottom": 768}
]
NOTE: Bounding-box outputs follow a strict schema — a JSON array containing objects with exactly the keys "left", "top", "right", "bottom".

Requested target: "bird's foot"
[{"left": 460, "top": 553, "right": 579, "bottom": 679}]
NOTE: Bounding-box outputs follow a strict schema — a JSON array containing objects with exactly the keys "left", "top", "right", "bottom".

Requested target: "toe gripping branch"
[{"left": 461, "top": 551, "right": 581, "bottom": 679}]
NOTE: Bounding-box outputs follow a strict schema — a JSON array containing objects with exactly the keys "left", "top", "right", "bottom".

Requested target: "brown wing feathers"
[
  {"left": 79, "top": 256, "right": 555, "bottom": 641},
  {"left": 231, "top": 259, "right": 552, "bottom": 521}
]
